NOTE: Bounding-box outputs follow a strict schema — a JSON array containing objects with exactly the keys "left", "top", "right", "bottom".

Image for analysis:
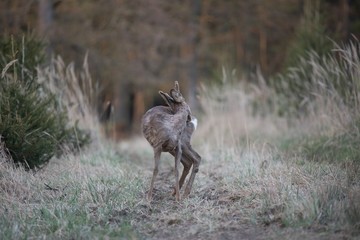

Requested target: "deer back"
[{"left": 141, "top": 105, "right": 189, "bottom": 151}]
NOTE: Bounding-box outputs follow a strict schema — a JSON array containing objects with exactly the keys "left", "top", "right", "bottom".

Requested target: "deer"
[{"left": 141, "top": 81, "right": 201, "bottom": 201}]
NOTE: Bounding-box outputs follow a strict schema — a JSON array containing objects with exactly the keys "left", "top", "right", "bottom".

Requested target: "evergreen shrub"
[{"left": 0, "top": 36, "right": 90, "bottom": 169}]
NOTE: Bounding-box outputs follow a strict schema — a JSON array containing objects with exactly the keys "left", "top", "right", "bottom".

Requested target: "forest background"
[{"left": 2, "top": 0, "right": 359, "bottom": 137}]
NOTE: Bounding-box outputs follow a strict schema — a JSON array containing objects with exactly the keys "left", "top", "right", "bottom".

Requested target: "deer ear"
[
  {"left": 159, "top": 91, "right": 175, "bottom": 109},
  {"left": 174, "top": 81, "right": 180, "bottom": 92}
]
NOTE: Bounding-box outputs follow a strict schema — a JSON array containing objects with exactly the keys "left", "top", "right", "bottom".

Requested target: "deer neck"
[{"left": 173, "top": 102, "right": 190, "bottom": 118}]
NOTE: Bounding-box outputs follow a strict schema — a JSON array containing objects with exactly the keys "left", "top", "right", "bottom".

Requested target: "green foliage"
[
  {"left": 270, "top": 39, "right": 360, "bottom": 117},
  {"left": 0, "top": 36, "right": 90, "bottom": 169},
  {"left": 262, "top": 34, "right": 360, "bottom": 168},
  {"left": 0, "top": 35, "right": 45, "bottom": 78},
  {"left": 269, "top": 1, "right": 334, "bottom": 116},
  {"left": 301, "top": 119, "right": 360, "bottom": 164},
  {"left": 284, "top": 0, "right": 332, "bottom": 69}
]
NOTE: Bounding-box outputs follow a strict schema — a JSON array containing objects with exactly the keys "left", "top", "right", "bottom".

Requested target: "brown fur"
[{"left": 141, "top": 82, "right": 201, "bottom": 201}]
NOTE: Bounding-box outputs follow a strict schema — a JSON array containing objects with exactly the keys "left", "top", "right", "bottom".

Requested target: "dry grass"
[
  {"left": 37, "top": 54, "right": 101, "bottom": 141},
  {"left": 192, "top": 74, "right": 360, "bottom": 232},
  {"left": 118, "top": 71, "right": 359, "bottom": 239},
  {"left": 0, "top": 142, "right": 143, "bottom": 239},
  {"left": 2, "top": 132, "right": 356, "bottom": 239},
  {"left": 1, "top": 45, "right": 360, "bottom": 239}
]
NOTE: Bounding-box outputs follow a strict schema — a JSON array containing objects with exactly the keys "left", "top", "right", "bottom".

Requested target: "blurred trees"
[{"left": 1, "top": 0, "right": 359, "bottom": 137}]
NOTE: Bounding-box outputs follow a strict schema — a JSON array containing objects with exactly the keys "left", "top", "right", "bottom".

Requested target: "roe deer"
[{"left": 141, "top": 81, "right": 201, "bottom": 201}]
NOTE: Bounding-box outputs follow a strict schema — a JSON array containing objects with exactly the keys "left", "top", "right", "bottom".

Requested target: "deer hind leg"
[
  {"left": 173, "top": 142, "right": 182, "bottom": 201},
  {"left": 183, "top": 146, "right": 201, "bottom": 198},
  {"left": 179, "top": 157, "right": 192, "bottom": 190},
  {"left": 147, "top": 147, "right": 161, "bottom": 201},
  {"left": 172, "top": 156, "right": 192, "bottom": 196}
]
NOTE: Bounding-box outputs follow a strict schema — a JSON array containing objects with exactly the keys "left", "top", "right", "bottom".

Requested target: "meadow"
[{"left": 1, "top": 42, "right": 360, "bottom": 239}]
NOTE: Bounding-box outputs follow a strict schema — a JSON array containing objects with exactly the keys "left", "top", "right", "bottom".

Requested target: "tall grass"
[
  {"left": 273, "top": 40, "right": 360, "bottom": 118},
  {"left": 0, "top": 37, "right": 91, "bottom": 169},
  {"left": 194, "top": 40, "right": 360, "bottom": 234},
  {"left": 37, "top": 54, "right": 101, "bottom": 142},
  {"left": 0, "top": 144, "right": 143, "bottom": 239},
  {"left": 275, "top": 40, "right": 360, "bottom": 163},
  {"left": 0, "top": 54, "right": 142, "bottom": 238},
  {"left": 2, "top": 40, "right": 360, "bottom": 238}
]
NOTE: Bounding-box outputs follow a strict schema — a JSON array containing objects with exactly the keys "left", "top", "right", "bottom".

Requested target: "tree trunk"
[
  {"left": 38, "top": 0, "right": 53, "bottom": 59},
  {"left": 338, "top": 0, "right": 349, "bottom": 40},
  {"left": 257, "top": 2, "right": 268, "bottom": 74},
  {"left": 188, "top": 0, "right": 201, "bottom": 111}
]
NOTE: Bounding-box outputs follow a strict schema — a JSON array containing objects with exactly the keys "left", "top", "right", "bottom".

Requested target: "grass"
[
  {"left": 300, "top": 119, "right": 360, "bottom": 164},
  {"left": 0, "top": 144, "right": 143, "bottom": 239},
  {"left": 2, "top": 136, "right": 358, "bottom": 239},
  {"left": 1, "top": 42, "right": 360, "bottom": 239}
]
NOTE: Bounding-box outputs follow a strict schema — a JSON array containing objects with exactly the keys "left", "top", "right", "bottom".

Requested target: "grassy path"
[{"left": 0, "top": 137, "right": 357, "bottom": 239}]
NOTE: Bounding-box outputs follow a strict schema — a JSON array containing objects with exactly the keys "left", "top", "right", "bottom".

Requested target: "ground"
[
  {"left": 129, "top": 165, "right": 351, "bottom": 240},
  {"left": 0, "top": 134, "right": 358, "bottom": 239},
  {"left": 120, "top": 139, "right": 355, "bottom": 240}
]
